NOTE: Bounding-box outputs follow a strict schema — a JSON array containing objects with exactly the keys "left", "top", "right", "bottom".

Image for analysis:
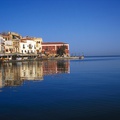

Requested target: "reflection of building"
[
  {"left": 0, "top": 60, "right": 70, "bottom": 87},
  {"left": 42, "top": 60, "right": 70, "bottom": 75},
  {"left": 4, "top": 63, "right": 22, "bottom": 86},
  {"left": 57, "top": 61, "right": 70, "bottom": 73},
  {"left": 20, "top": 62, "right": 43, "bottom": 80},
  {"left": 0, "top": 68, "right": 3, "bottom": 88},
  {"left": 0, "top": 65, "right": 5, "bottom": 88},
  {"left": 0, "top": 64, "right": 22, "bottom": 87}
]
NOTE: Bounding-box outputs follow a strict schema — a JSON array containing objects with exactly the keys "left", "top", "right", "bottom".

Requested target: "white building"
[
  {"left": 19, "top": 39, "right": 36, "bottom": 54},
  {"left": 4, "top": 40, "right": 13, "bottom": 53},
  {"left": 0, "top": 36, "right": 5, "bottom": 53}
]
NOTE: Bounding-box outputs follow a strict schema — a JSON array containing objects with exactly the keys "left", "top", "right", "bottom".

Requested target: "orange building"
[{"left": 41, "top": 42, "right": 69, "bottom": 56}]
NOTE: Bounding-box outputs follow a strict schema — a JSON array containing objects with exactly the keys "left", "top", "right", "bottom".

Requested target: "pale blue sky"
[{"left": 0, "top": 0, "right": 120, "bottom": 56}]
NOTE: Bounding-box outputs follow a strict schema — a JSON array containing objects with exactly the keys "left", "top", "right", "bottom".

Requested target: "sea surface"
[{"left": 0, "top": 56, "right": 120, "bottom": 120}]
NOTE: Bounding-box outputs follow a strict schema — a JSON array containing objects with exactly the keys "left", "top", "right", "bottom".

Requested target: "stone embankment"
[{"left": 0, "top": 56, "right": 83, "bottom": 63}]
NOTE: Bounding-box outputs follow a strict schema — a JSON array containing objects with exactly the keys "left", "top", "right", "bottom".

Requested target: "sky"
[{"left": 0, "top": 0, "right": 120, "bottom": 56}]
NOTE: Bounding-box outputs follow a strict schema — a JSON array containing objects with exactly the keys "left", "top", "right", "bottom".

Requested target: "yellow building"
[
  {"left": 34, "top": 38, "right": 43, "bottom": 54},
  {"left": 1, "top": 32, "right": 22, "bottom": 53}
]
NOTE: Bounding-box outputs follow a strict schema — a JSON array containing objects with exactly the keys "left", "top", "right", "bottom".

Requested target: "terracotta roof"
[
  {"left": 42, "top": 42, "right": 68, "bottom": 45},
  {"left": 21, "top": 38, "right": 34, "bottom": 40},
  {"left": 20, "top": 40, "right": 27, "bottom": 43}
]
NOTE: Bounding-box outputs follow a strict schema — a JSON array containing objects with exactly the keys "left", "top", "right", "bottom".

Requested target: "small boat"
[{"left": 79, "top": 55, "right": 84, "bottom": 59}]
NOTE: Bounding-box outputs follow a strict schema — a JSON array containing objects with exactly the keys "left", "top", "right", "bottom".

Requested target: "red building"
[{"left": 41, "top": 42, "right": 69, "bottom": 56}]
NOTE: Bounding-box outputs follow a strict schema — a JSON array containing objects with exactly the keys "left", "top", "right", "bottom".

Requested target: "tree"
[{"left": 57, "top": 45, "right": 66, "bottom": 56}]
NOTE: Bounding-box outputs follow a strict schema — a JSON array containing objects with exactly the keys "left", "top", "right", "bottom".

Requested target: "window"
[
  {"left": 9, "top": 48, "right": 11, "bottom": 51},
  {"left": 29, "top": 44, "right": 32, "bottom": 49},
  {"left": 37, "top": 41, "right": 40, "bottom": 43},
  {"left": 23, "top": 44, "right": 25, "bottom": 49}
]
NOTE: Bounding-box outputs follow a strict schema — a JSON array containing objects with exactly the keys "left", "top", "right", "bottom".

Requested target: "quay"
[
  {"left": 0, "top": 53, "right": 37, "bottom": 62},
  {"left": 0, "top": 53, "right": 83, "bottom": 63}
]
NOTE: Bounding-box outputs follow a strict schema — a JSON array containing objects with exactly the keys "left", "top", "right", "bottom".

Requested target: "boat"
[{"left": 79, "top": 55, "right": 84, "bottom": 59}]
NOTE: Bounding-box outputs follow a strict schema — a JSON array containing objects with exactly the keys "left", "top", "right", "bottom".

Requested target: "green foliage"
[{"left": 57, "top": 45, "right": 66, "bottom": 56}]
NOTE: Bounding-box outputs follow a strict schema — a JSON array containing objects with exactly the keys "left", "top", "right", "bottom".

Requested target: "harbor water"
[{"left": 0, "top": 56, "right": 120, "bottom": 120}]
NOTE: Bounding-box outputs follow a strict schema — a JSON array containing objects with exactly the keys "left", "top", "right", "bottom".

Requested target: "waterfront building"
[
  {"left": 9, "top": 32, "right": 22, "bottom": 53},
  {"left": 13, "top": 39, "right": 20, "bottom": 53},
  {"left": 1, "top": 32, "right": 22, "bottom": 53},
  {"left": 34, "top": 38, "right": 43, "bottom": 54},
  {"left": 4, "top": 40, "right": 13, "bottom": 53},
  {"left": 1, "top": 32, "right": 11, "bottom": 40},
  {"left": 19, "top": 38, "right": 36, "bottom": 54},
  {"left": 0, "top": 31, "right": 70, "bottom": 58},
  {"left": 0, "top": 36, "right": 5, "bottom": 53},
  {"left": 1, "top": 32, "right": 22, "bottom": 40},
  {"left": 41, "top": 42, "right": 70, "bottom": 56}
]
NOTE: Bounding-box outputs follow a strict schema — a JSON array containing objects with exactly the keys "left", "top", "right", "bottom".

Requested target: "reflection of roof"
[{"left": 42, "top": 42, "right": 68, "bottom": 45}]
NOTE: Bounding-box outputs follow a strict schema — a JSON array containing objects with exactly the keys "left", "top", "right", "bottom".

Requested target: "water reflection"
[{"left": 0, "top": 60, "right": 70, "bottom": 88}]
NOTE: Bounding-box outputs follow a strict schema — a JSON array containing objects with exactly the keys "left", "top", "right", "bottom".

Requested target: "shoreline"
[{"left": 0, "top": 56, "right": 83, "bottom": 63}]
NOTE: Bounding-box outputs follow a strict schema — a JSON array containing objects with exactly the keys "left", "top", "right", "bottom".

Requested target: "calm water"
[{"left": 0, "top": 56, "right": 120, "bottom": 120}]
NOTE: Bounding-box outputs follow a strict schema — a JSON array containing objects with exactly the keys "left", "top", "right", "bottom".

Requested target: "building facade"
[
  {"left": 34, "top": 38, "right": 43, "bottom": 54},
  {"left": 1, "top": 32, "right": 22, "bottom": 53},
  {"left": 19, "top": 39, "right": 36, "bottom": 54},
  {"left": 0, "top": 32, "right": 70, "bottom": 57},
  {"left": 0, "top": 36, "right": 5, "bottom": 53},
  {"left": 4, "top": 40, "right": 13, "bottom": 53},
  {"left": 2, "top": 32, "right": 22, "bottom": 40},
  {"left": 41, "top": 42, "right": 70, "bottom": 56}
]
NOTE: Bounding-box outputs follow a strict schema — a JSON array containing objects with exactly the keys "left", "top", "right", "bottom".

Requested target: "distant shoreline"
[{"left": 84, "top": 55, "right": 120, "bottom": 57}]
